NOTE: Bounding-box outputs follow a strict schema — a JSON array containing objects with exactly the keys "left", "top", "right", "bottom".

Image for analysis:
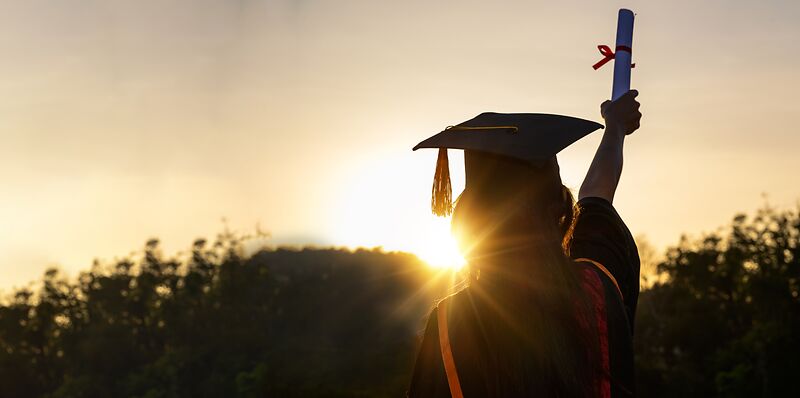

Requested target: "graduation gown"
[{"left": 407, "top": 197, "right": 640, "bottom": 397}]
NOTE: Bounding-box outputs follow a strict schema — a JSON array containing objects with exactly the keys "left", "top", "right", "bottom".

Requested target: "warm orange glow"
[
  {"left": 411, "top": 216, "right": 466, "bottom": 271},
  {"left": 4, "top": 1, "right": 799, "bottom": 290},
  {"left": 329, "top": 152, "right": 467, "bottom": 272}
]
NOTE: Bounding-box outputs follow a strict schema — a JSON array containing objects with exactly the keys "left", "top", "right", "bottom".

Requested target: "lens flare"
[{"left": 411, "top": 216, "right": 466, "bottom": 271}]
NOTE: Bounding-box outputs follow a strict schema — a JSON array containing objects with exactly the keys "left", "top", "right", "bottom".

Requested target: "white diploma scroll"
[{"left": 611, "top": 9, "right": 635, "bottom": 101}]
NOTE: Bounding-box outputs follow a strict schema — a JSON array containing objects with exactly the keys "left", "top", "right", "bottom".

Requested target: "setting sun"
[
  {"left": 330, "top": 152, "right": 468, "bottom": 272},
  {"left": 409, "top": 216, "right": 466, "bottom": 271}
]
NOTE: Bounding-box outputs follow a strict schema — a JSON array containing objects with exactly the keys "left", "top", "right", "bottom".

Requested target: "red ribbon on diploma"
[{"left": 592, "top": 44, "right": 635, "bottom": 70}]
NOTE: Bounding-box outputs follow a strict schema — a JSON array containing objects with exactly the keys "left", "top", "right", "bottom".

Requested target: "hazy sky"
[{"left": 1, "top": 0, "right": 799, "bottom": 290}]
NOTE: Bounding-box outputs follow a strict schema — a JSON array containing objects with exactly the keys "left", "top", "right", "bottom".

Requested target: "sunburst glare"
[
  {"left": 411, "top": 216, "right": 466, "bottom": 271},
  {"left": 330, "top": 150, "right": 467, "bottom": 271}
]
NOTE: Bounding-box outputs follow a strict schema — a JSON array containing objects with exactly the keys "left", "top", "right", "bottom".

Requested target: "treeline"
[
  {"left": 0, "top": 205, "right": 798, "bottom": 397},
  {"left": 0, "top": 238, "right": 452, "bottom": 397}
]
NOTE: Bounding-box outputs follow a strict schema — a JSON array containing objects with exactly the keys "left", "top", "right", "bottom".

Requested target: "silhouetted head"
[
  {"left": 412, "top": 113, "right": 600, "bottom": 267},
  {"left": 450, "top": 151, "right": 576, "bottom": 274}
]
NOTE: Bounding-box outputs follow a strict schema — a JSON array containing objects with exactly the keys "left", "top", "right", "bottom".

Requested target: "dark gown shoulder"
[
  {"left": 408, "top": 290, "right": 468, "bottom": 398},
  {"left": 407, "top": 303, "right": 448, "bottom": 398},
  {"left": 409, "top": 289, "right": 496, "bottom": 398},
  {"left": 571, "top": 197, "right": 639, "bottom": 397},
  {"left": 571, "top": 196, "right": 641, "bottom": 326}
]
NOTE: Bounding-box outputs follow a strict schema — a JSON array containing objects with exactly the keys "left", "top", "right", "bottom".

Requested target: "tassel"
[{"left": 431, "top": 148, "right": 453, "bottom": 216}]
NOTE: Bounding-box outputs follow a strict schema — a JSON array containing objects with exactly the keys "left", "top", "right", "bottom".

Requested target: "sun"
[
  {"left": 411, "top": 216, "right": 466, "bottom": 271},
  {"left": 329, "top": 151, "right": 467, "bottom": 272}
]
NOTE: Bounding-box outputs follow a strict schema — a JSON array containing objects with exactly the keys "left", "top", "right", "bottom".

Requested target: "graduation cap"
[{"left": 413, "top": 112, "right": 603, "bottom": 216}]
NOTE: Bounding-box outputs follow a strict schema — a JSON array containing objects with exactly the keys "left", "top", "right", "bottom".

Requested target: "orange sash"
[
  {"left": 575, "top": 257, "right": 623, "bottom": 300},
  {"left": 437, "top": 300, "right": 464, "bottom": 398}
]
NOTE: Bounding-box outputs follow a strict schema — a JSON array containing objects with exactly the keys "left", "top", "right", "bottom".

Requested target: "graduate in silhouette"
[{"left": 408, "top": 91, "right": 642, "bottom": 397}]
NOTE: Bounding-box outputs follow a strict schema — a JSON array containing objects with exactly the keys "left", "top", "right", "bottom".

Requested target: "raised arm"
[{"left": 578, "top": 90, "right": 642, "bottom": 203}]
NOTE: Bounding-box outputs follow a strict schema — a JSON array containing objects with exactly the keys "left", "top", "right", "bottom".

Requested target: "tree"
[{"left": 635, "top": 205, "right": 800, "bottom": 397}]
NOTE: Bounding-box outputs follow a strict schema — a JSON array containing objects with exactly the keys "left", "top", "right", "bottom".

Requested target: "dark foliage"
[
  {"left": 635, "top": 205, "right": 800, "bottom": 397},
  {"left": 0, "top": 204, "right": 798, "bottom": 397},
  {"left": 0, "top": 236, "right": 451, "bottom": 397}
]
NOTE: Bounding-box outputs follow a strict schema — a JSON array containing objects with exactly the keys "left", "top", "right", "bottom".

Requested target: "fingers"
[
  {"left": 600, "top": 100, "right": 612, "bottom": 118},
  {"left": 615, "top": 89, "right": 639, "bottom": 105},
  {"left": 620, "top": 89, "right": 638, "bottom": 100},
  {"left": 627, "top": 109, "right": 642, "bottom": 135},
  {"left": 616, "top": 91, "right": 641, "bottom": 111},
  {"left": 601, "top": 89, "right": 642, "bottom": 135}
]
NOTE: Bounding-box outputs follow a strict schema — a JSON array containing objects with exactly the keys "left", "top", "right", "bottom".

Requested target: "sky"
[{"left": 1, "top": 0, "right": 799, "bottom": 291}]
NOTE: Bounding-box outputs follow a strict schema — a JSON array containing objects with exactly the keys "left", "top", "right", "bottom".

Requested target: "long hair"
[{"left": 449, "top": 159, "right": 600, "bottom": 397}]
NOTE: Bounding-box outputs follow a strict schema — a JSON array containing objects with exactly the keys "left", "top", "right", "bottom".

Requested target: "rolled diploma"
[{"left": 611, "top": 9, "right": 635, "bottom": 101}]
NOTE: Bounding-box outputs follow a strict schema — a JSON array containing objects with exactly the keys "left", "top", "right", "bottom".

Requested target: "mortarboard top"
[{"left": 413, "top": 112, "right": 604, "bottom": 216}]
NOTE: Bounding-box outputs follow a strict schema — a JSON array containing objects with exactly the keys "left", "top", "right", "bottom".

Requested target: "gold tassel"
[{"left": 431, "top": 148, "right": 453, "bottom": 216}]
